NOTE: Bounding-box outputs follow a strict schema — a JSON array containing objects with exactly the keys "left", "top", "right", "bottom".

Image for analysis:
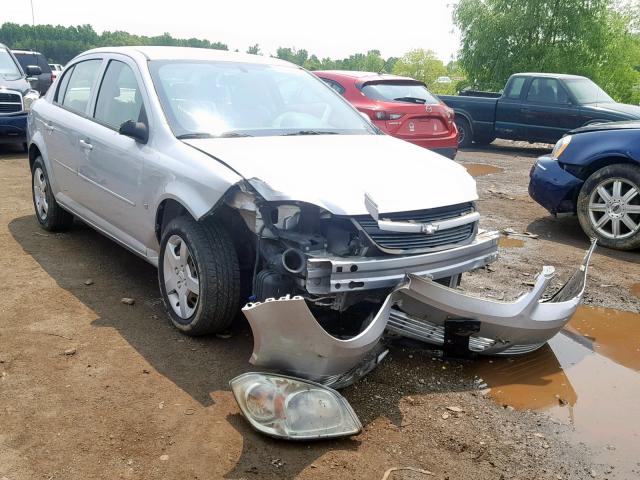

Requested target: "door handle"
[
  {"left": 79, "top": 139, "right": 93, "bottom": 151},
  {"left": 520, "top": 108, "right": 531, "bottom": 114},
  {"left": 44, "top": 122, "right": 54, "bottom": 133}
]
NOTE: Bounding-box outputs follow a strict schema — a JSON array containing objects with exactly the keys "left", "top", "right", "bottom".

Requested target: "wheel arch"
[{"left": 580, "top": 155, "right": 638, "bottom": 181}]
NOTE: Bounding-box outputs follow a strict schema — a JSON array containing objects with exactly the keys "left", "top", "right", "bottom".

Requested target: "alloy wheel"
[
  {"left": 163, "top": 235, "right": 200, "bottom": 319},
  {"left": 588, "top": 177, "right": 640, "bottom": 240},
  {"left": 33, "top": 167, "right": 49, "bottom": 220}
]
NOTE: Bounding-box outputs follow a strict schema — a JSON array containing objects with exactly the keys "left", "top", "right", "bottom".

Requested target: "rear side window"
[
  {"left": 60, "top": 59, "right": 102, "bottom": 114},
  {"left": 94, "top": 60, "right": 144, "bottom": 130},
  {"left": 505, "top": 77, "right": 526, "bottom": 99},
  {"left": 321, "top": 78, "right": 346, "bottom": 95},
  {"left": 360, "top": 82, "right": 440, "bottom": 105},
  {"left": 14, "top": 53, "right": 34, "bottom": 71},
  {"left": 36, "top": 54, "right": 51, "bottom": 73}
]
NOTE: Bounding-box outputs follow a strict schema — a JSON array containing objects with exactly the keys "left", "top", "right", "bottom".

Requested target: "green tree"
[
  {"left": 246, "top": 43, "right": 261, "bottom": 55},
  {"left": 454, "top": 0, "right": 640, "bottom": 103},
  {"left": 392, "top": 49, "right": 447, "bottom": 88}
]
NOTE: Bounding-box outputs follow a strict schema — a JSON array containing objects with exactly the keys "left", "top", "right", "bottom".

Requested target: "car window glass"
[
  {"left": 55, "top": 65, "right": 74, "bottom": 102},
  {"left": 61, "top": 59, "right": 102, "bottom": 114},
  {"left": 94, "top": 60, "right": 144, "bottom": 130},
  {"left": 505, "top": 77, "right": 525, "bottom": 99},
  {"left": 37, "top": 54, "right": 51, "bottom": 73},
  {"left": 321, "top": 78, "right": 346, "bottom": 95},
  {"left": 527, "top": 78, "right": 567, "bottom": 104},
  {"left": 360, "top": 82, "right": 440, "bottom": 105}
]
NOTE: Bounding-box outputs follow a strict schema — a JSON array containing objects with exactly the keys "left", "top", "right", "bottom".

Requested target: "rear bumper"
[
  {"left": 0, "top": 113, "right": 27, "bottom": 144},
  {"left": 528, "top": 156, "right": 583, "bottom": 215},
  {"left": 305, "top": 230, "right": 500, "bottom": 295}
]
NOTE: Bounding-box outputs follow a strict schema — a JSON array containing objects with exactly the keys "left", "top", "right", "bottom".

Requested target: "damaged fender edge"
[{"left": 390, "top": 240, "right": 597, "bottom": 355}]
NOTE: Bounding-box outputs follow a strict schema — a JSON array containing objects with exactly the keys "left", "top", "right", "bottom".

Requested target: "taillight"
[
  {"left": 444, "top": 107, "right": 454, "bottom": 125},
  {"left": 374, "top": 111, "right": 403, "bottom": 121}
]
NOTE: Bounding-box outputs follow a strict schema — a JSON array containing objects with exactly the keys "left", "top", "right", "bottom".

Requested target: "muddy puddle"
[
  {"left": 465, "top": 163, "right": 504, "bottom": 177},
  {"left": 631, "top": 283, "right": 640, "bottom": 299},
  {"left": 472, "top": 305, "right": 640, "bottom": 476},
  {"left": 498, "top": 236, "right": 525, "bottom": 248}
]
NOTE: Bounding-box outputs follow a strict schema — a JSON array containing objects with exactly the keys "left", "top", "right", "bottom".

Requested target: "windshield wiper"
[
  {"left": 393, "top": 96, "right": 427, "bottom": 104},
  {"left": 177, "top": 131, "right": 253, "bottom": 139},
  {"left": 282, "top": 130, "right": 340, "bottom": 136},
  {"left": 176, "top": 132, "right": 215, "bottom": 139}
]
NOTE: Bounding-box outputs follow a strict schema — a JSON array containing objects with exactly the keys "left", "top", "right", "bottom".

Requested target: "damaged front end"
[{"left": 225, "top": 182, "right": 596, "bottom": 439}]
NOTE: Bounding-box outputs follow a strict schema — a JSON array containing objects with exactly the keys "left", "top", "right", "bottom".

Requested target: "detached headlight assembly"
[
  {"left": 550, "top": 135, "right": 571, "bottom": 159},
  {"left": 23, "top": 89, "right": 40, "bottom": 112},
  {"left": 230, "top": 372, "right": 362, "bottom": 440}
]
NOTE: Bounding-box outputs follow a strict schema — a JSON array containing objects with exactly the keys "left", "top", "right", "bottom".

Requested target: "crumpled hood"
[
  {"left": 184, "top": 134, "right": 477, "bottom": 216},
  {"left": 587, "top": 102, "right": 640, "bottom": 119}
]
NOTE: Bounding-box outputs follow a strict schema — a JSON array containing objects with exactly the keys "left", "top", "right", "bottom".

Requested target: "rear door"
[
  {"left": 74, "top": 55, "right": 149, "bottom": 253},
  {"left": 44, "top": 58, "right": 103, "bottom": 203},
  {"left": 521, "top": 77, "right": 580, "bottom": 143}
]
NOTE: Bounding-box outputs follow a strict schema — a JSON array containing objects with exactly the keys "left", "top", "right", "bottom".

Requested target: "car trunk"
[{"left": 358, "top": 80, "right": 455, "bottom": 138}]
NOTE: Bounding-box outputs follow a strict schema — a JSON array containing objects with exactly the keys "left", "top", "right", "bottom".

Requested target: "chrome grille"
[
  {"left": 0, "top": 90, "right": 22, "bottom": 113},
  {"left": 354, "top": 202, "right": 475, "bottom": 252}
]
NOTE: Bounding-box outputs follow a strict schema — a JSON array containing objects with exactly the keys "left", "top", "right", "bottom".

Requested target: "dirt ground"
[{"left": 1, "top": 141, "right": 638, "bottom": 480}]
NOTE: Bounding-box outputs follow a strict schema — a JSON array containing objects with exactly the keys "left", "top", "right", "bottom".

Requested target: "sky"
[{"left": 3, "top": 0, "right": 461, "bottom": 61}]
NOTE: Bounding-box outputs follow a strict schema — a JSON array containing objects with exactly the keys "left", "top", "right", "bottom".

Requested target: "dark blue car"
[
  {"left": 0, "top": 43, "right": 41, "bottom": 149},
  {"left": 529, "top": 122, "right": 640, "bottom": 250}
]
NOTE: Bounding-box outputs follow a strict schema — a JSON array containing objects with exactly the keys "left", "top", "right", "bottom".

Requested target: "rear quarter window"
[{"left": 505, "top": 77, "right": 526, "bottom": 99}]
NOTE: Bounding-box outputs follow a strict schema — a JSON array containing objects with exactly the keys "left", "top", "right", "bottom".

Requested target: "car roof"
[
  {"left": 315, "top": 70, "right": 420, "bottom": 83},
  {"left": 513, "top": 72, "right": 588, "bottom": 80},
  {"left": 12, "top": 49, "right": 44, "bottom": 55},
  {"left": 75, "top": 46, "right": 294, "bottom": 67}
]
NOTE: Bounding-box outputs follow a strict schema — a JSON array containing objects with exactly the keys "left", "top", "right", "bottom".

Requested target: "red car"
[{"left": 315, "top": 71, "right": 458, "bottom": 159}]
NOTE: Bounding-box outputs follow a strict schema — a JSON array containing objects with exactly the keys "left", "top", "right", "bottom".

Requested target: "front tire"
[
  {"left": 158, "top": 216, "right": 240, "bottom": 335},
  {"left": 31, "top": 156, "right": 74, "bottom": 231},
  {"left": 577, "top": 164, "right": 640, "bottom": 250}
]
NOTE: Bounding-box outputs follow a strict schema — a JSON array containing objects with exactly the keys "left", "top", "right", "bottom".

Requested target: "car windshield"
[
  {"left": 149, "top": 60, "right": 376, "bottom": 138},
  {"left": 361, "top": 81, "right": 440, "bottom": 105},
  {"left": 564, "top": 78, "right": 614, "bottom": 104},
  {"left": 0, "top": 49, "right": 22, "bottom": 80}
]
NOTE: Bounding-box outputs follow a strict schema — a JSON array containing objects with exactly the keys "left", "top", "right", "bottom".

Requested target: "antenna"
[{"left": 30, "top": 0, "right": 37, "bottom": 52}]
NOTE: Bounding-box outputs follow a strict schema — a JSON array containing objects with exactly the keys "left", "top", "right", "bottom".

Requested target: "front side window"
[
  {"left": 0, "top": 49, "right": 22, "bottom": 79},
  {"left": 360, "top": 81, "right": 440, "bottom": 105},
  {"left": 94, "top": 60, "right": 143, "bottom": 130},
  {"left": 60, "top": 59, "right": 102, "bottom": 114},
  {"left": 526, "top": 78, "right": 569, "bottom": 104},
  {"left": 149, "top": 60, "right": 374, "bottom": 138}
]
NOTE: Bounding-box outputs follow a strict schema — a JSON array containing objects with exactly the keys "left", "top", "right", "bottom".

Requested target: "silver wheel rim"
[
  {"left": 33, "top": 167, "right": 49, "bottom": 220},
  {"left": 588, "top": 177, "right": 640, "bottom": 240},
  {"left": 457, "top": 123, "right": 466, "bottom": 145},
  {"left": 163, "top": 235, "right": 200, "bottom": 319}
]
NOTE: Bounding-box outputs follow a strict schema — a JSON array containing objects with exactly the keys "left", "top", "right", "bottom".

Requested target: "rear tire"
[
  {"left": 576, "top": 164, "right": 640, "bottom": 250},
  {"left": 31, "top": 156, "right": 74, "bottom": 231},
  {"left": 158, "top": 216, "right": 240, "bottom": 335},
  {"left": 455, "top": 116, "right": 472, "bottom": 148}
]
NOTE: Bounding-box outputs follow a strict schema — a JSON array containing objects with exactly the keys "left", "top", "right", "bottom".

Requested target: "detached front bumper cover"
[{"left": 390, "top": 240, "right": 597, "bottom": 355}]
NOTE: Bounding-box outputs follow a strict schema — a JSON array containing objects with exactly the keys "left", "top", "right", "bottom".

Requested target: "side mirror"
[
  {"left": 25, "top": 65, "right": 42, "bottom": 76},
  {"left": 119, "top": 120, "right": 149, "bottom": 144}
]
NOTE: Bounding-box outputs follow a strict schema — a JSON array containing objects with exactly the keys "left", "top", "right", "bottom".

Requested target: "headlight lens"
[
  {"left": 550, "top": 135, "right": 571, "bottom": 159},
  {"left": 23, "top": 90, "right": 40, "bottom": 112},
  {"left": 230, "top": 372, "right": 362, "bottom": 440}
]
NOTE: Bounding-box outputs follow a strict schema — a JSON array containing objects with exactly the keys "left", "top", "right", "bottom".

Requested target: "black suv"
[{"left": 12, "top": 50, "right": 53, "bottom": 95}]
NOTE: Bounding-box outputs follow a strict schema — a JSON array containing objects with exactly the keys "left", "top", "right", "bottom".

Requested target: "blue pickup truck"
[
  {"left": 0, "top": 43, "right": 41, "bottom": 149},
  {"left": 440, "top": 73, "right": 640, "bottom": 148}
]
